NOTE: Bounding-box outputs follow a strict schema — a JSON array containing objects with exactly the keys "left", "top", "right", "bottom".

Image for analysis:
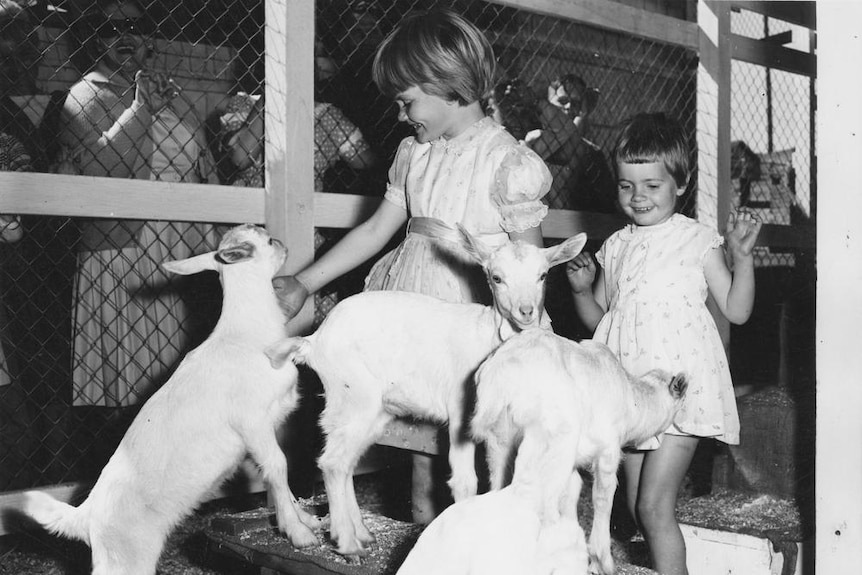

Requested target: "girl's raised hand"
[
  {"left": 566, "top": 252, "right": 596, "bottom": 294},
  {"left": 725, "top": 209, "right": 762, "bottom": 261}
]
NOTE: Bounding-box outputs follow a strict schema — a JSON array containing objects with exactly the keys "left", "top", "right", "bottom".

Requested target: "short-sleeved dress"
[
  {"left": 365, "top": 116, "right": 551, "bottom": 304},
  {"left": 595, "top": 213, "right": 740, "bottom": 447}
]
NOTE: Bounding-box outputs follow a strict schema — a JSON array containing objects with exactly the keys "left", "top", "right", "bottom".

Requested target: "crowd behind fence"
[{"left": 0, "top": 0, "right": 814, "bottom": 503}]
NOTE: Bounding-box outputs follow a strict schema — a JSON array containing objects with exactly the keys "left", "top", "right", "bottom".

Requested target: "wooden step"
[{"left": 677, "top": 490, "right": 810, "bottom": 575}]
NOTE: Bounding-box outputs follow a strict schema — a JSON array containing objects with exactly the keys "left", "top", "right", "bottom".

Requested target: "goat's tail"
[
  {"left": 265, "top": 336, "right": 312, "bottom": 369},
  {"left": 24, "top": 491, "right": 90, "bottom": 544}
]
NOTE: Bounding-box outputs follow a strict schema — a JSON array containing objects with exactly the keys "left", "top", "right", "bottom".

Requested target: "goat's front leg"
[
  {"left": 513, "top": 428, "right": 579, "bottom": 525},
  {"left": 481, "top": 422, "right": 517, "bottom": 491},
  {"left": 245, "top": 428, "right": 319, "bottom": 548},
  {"left": 446, "top": 420, "right": 478, "bottom": 501},
  {"left": 588, "top": 448, "right": 621, "bottom": 575},
  {"left": 560, "top": 470, "right": 584, "bottom": 521},
  {"left": 345, "top": 472, "right": 375, "bottom": 546}
]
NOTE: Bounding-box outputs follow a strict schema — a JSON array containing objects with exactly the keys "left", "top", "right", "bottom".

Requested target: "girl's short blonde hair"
[{"left": 372, "top": 9, "right": 495, "bottom": 106}]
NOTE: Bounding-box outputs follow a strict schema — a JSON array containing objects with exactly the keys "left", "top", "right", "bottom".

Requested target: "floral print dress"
[{"left": 595, "top": 213, "right": 740, "bottom": 447}]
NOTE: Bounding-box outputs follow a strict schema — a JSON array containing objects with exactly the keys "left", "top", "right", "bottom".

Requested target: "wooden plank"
[
  {"left": 730, "top": 1, "right": 816, "bottom": 30},
  {"left": 0, "top": 177, "right": 814, "bottom": 249},
  {"left": 732, "top": 34, "right": 816, "bottom": 78},
  {"left": 0, "top": 172, "right": 265, "bottom": 223},
  {"left": 488, "top": 0, "right": 698, "bottom": 49},
  {"left": 313, "top": 193, "right": 381, "bottom": 229},
  {"left": 376, "top": 420, "right": 440, "bottom": 456}
]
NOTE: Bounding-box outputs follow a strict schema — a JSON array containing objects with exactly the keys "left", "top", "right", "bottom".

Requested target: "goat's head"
[
  {"left": 639, "top": 369, "right": 688, "bottom": 414},
  {"left": 162, "top": 224, "right": 287, "bottom": 278},
  {"left": 457, "top": 225, "right": 587, "bottom": 331}
]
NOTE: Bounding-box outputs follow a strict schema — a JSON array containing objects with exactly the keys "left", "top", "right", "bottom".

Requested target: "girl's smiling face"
[
  {"left": 395, "top": 85, "right": 461, "bottom": 143},
  {"left": 616, "top": 161, "right": 685, "bottom": 227}
]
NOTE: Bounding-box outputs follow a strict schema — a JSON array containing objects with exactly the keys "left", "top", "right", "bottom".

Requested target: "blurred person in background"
[
  {"left": 59, "top": 0, "right": 218, "bottom": 408},
  {"left": 0, "top": 0, "right": 40, "bottom": 490},
  {"left": 534, "top": 73, "right": 615, "bottom": 213}
]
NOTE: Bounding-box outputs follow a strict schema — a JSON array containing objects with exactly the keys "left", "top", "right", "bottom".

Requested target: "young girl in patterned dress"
[
  {"left": 567, "top": 113, "right": 761, "bottom": 575},
  {"left": 276, "top": 9, "right": 552, "bottom": 523}
]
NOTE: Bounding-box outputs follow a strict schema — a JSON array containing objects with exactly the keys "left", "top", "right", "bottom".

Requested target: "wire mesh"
[
  {"left": 0, "top": 0, "right": 815, "bottom": 497},
  {"left": 727, "top": 6, "right": 815, "bottom": 399}
]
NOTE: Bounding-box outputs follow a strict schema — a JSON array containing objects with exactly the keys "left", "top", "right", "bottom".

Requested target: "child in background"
[
  {"left": 276, "top": 9, "right": 552, "bottom": 524},
  {"left": 567, "top": 113, "right": 761, "bottom": 575}
]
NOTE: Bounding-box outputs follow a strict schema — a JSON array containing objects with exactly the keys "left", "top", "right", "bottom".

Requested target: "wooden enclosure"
[{"left": 0, "top": 0, "right": 844, "bottom": 571}]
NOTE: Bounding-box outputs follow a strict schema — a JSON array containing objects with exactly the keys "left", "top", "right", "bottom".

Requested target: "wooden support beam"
[
  {"left": 732, "top": 34, "right": 816, "bottom": 78},
  {"left": 265, "top": 0, "right": 315, "bottom": 335},
  {"left": 488, "top": 0, "right": 698, "bottom": 49},
  {"left": 730, "top": 1, "right": 816, "bottom": 30}
]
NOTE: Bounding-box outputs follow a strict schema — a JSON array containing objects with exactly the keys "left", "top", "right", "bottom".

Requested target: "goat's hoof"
[
  {"left": 332, "top": 538, "right": 372, "bottom": 559},
  {"left": 587, "top": 556, "right": 614, "bottom": 575},
  {"left": 286, "top": 525, "right": 319, "bottom": 549},
  {"left": 298, "top": 509, "right": 324, "bottom": 530},
  {"left": 354, "top": 527, "right": 376, "bottom": 547}
]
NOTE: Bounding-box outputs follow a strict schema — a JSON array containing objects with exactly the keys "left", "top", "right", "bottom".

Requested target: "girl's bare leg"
[{"left": 624, "top": 435, "right": 699, "bottom": 575}]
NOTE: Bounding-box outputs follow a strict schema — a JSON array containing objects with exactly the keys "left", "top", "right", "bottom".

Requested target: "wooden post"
[
  {"left": 261, "top": 7, "right": 315, "bottom": 573},
  {"left": 697, "top": 0, "right": 732, "bottom": 347},
  {"left": 265, "top": 0, "right": 315, "bottom": 336},
  {"left": 816, "top": 4, "right": 862, "bottom": 573}
]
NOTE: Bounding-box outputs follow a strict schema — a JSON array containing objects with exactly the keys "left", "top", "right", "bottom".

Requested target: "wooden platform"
[
  {"left": 205, "top": 486, "right": 809, "bottom": 575},
  {"left": 207, "top": 501, "right": 423, "bottom": 575},
  {"left": 205, "top": 501, "right": 658, "bottom": 575}
]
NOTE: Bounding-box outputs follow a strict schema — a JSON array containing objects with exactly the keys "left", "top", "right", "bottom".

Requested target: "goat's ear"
[
  {"left": 216, "top": 241, "right": 255, "bottom": 265},
  {"left": 545, "top": 233, "right": 587, "bottom": 268},
  {"left": 670, "top": 373, "right": 688, "bottom": 398},
  {"left": 162, "top": 252, "right": 218, "bottom": 275},
  {"left": 457, "top": 224, "right": 494, "bottom": 265}
]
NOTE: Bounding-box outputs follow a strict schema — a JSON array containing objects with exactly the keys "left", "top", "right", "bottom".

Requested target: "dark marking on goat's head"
[{"left": 216, "top": 241, "right": 256, "bottom": 265}]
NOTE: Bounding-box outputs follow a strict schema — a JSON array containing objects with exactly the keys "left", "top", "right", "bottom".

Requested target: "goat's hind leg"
[
  {"left": 318, "top": 406, "right": 388, "bottom": 556},
  {"left": 588, "top": 448, "right": 621, "bottom": 575},
  {"left": 90, "top": 524, "right": 164, "bottom": 575},
  {"left": 245, "top": 428, "right": 319, "bottom": 548}
]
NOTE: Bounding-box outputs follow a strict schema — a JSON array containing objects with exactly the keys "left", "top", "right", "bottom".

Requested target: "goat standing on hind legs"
[
  {"left": 471, "top": 329, "right": 687, "bottom": 575},
  {"left": 22, "top": 224, "right": 320, "bottom": 575},
  {"left": 266, "top": 227, "right": 587, "bottom": 558}
]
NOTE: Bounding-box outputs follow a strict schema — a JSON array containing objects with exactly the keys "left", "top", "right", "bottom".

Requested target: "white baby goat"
[
  {"left": 266, "top": 227, "right": 587, "bottom": 557},
  {"left": 24, "top": 224, "right": 320, "bottom": 575},
  {"left": 396, "top": 476, "right": 588, "bottom": 575},
  {"left": 471, "top": 329, "right": 687, "bottom": 575}
]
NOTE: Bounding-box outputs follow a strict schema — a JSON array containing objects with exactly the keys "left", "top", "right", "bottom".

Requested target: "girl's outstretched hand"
[
  {"left": 566, "top": 252, "right": 596, "bottom": 294},
  {"left": 272, "top": 275, "right": 310, "bottom": 322},
  {"left": 725, "top": 209, "right": 762, "bottom": 262}
]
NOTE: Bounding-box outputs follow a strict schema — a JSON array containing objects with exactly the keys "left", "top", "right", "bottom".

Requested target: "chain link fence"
[
  {"left": 727, "top": 5, "right": 815, "bottom": 393},
  {"left": 0, "top": 0, "right": 814, "bottom": 497}
]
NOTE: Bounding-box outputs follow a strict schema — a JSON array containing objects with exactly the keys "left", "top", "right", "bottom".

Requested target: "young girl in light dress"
[
  {"left": 276, "top": 10, "right": 552, "bottom": 523},
  {"left": 567, "top": 113, "right": 761, "bottom": 575}
]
